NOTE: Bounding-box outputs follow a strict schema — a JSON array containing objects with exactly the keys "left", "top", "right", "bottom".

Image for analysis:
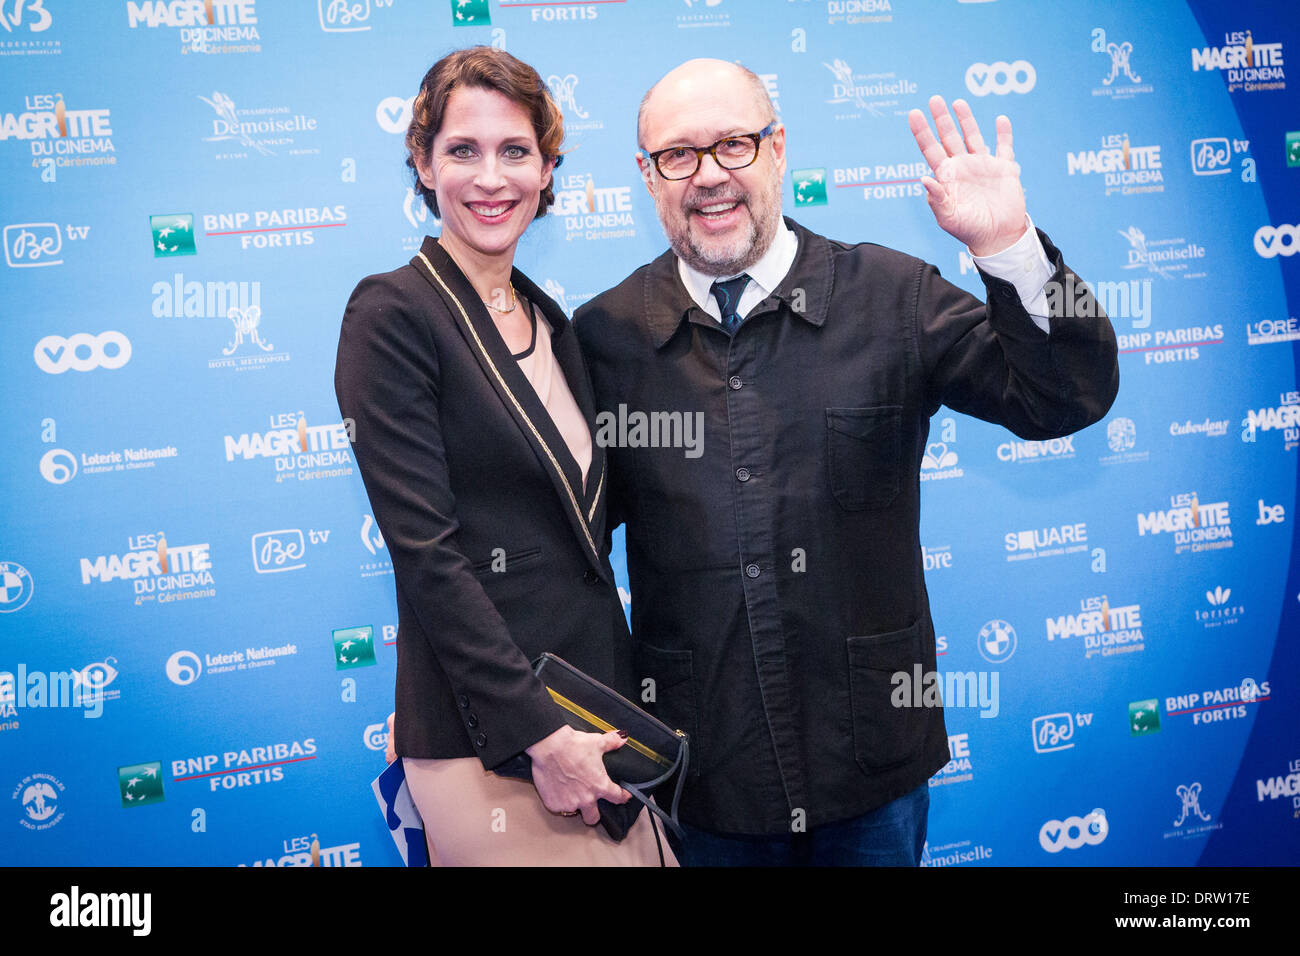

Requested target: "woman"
[{"left": 335, "top": 47, "right": 675, "bottom": 865}]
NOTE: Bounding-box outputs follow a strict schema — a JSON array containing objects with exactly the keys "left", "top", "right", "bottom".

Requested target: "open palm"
[{"left": 908, "top": 96, "right": 1027, "bottom": 257}]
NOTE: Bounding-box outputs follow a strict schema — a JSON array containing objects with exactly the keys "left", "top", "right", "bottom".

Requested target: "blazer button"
[
  {"left": 467, "top": 713, "right": 479, "bottom": 728},
  {"left": 736, "top": 467, "right": 751, "bottom": 482},
  {"left": 474, "top": 733, "right": 487, "bottom": 748},
  {"left": 583, "top": 569, "right": 600, "bottom": 585},
  {"left": 458, "top": 694, "right": 470, "bottom": 709},
  {"left": 728, "top": 375, "right": 743, "bottom": 390},
  {"left": 745, "top": 563, "right": 761, "bottom": 579}
]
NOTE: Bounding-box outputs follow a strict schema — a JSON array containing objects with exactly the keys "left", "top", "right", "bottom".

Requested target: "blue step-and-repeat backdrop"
[{"left": 2, "top": 0, "right": 1297, "bottom": 866}]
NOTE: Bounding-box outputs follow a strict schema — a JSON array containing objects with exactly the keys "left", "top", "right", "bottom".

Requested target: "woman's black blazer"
[{"left": 334, "top": 236, "right": 632, "bottom": 768}]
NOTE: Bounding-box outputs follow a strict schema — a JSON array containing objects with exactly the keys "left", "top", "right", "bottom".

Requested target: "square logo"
[
  {"left": 792, "top": 168, "right": 828, "bottom": 207},
  {"left": 451, "top": 0, "right": 490, "bottom": 26},
  {"left": 1128, "top": 698, "right": 1161, "bottom": 736},
  {"left": 251, "top": 530, "right": 307, "bottom": 574},
  {"left": 1287, "top": 131, "right": 1300, "bottom": 168},
  {"left": 150, "top": 213, "right": 196, "bottom": 258},
  {"left": 4, "top": 222, "right": 63, "bottom": 267},
  {"left": 333, "top": 625, "right": 376, "bottom": 669},
  {"left": 319, "top": 0, "right": 371, "bottom": 31},
  {"left": 1031, "top": 712, "right": 1076, "bottom": 753},
  {"left": 1189, "top": 137, "right": 1231, "bottom": 176},
  {"left": 118, "top": 762, "right": 165, "bottom": 807}
]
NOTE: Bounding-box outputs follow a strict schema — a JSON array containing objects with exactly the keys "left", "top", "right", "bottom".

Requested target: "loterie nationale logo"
[
  {"left": 1165, "top": 676, "right": 1270, "bottom": 728},
  {"left": 80, "top": 531, "right": 215, "bottom": 607},
  {"left": 1089, "top": 29, "right": 1153, "bottom": 100},
  {"left": 223, "top": 410, "right": 354, "bottom": 484},
  {"left": 831, "top": 159, "right": 927, "bottom": 202},
  {"left": 198, "top": 91, "right": 320, "bottom": 160},
  {"left": 1192, "top": 30, "right": 1285, "bottom": 93},
  {"left": 40, "top": 437, "right": 179, "bottom": 485},
  {"left": 170, "top": 738, "right": 318, "bottom": 792},
  {"left": 1137, "top": 491, "right": 1232, "bottom": 555},
  {"left": 824, "top": 0, "right": 893, "bottom": 27},
  {"left": 553, "top": 172, "right": 636, "bottom": 242},
  {"left": 201, "top": 204, "right": 347, "bottom": 250},
  {"left": 1244, "top": 391, "right": 1300, "bottom": 451},
  {"left": 125, "top": 0, "right": 262, "bottom": 55},
  {"left": 2, "top": 93, "right": 115, "bottom": 171},
  {"left": 1046, "top": 594, "right": 1144, "bottom": 661},
  {"left": 822, "top": 59, "right": 917, "bottom": 120},
  {"left": 1066, "top": 133, "right": 1163, "bottom": 197}
]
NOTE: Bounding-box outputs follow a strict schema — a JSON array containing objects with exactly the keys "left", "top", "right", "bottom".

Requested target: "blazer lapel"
[
  {"left": 411, "top": 238, "right": 607, "bottom": 574},
  {"left": 511, "top": 271, "right": 608, "bottom": 544}
]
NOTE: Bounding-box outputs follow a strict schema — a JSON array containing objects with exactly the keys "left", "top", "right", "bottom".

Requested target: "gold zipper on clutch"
[{"left": 545, "top": 687, "right": 672, "bottom": 768}]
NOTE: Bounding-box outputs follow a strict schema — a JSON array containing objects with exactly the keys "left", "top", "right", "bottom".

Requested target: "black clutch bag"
[{"left": 494, "top": 653, "right": 689, "bottom": 848}]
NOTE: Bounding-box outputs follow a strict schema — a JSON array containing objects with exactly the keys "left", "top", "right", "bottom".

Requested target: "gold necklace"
[{"left": 484, "top": 282, "right": 517, "bottom": 314}]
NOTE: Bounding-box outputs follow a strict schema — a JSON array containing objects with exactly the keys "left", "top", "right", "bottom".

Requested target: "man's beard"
[{"left": 658, "top": 180, "right": 781, "bottom": 277}]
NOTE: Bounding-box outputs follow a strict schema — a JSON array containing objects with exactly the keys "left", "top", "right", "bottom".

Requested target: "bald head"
[{"left": 637, "top": 58, "right": 776, "bottom": 149}]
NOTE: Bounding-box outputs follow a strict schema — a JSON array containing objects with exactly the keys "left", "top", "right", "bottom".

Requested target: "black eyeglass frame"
[{"left": 638, "top": 121, "right": 779, "bottom": 181}]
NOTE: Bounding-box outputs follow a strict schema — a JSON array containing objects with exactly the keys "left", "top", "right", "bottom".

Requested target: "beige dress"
[{"left": 404, "top": 297, "right": 678, "bottom": 867}]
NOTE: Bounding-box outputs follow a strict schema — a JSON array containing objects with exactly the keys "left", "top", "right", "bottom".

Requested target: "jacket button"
[
  {"left": 745, "top": 563, "right": 761, "bottom": 578},
  {"left": 736, "top": 467, "right": 751, "bottom": 482},
  {"left": 458, "top": 694, "right": 470, "bottom": 709},
  {"left": 583, "top": 569, "right": 600, "bottom": 585},
  {"left": 728, "top": 375, "right": 743, "bottom": 390},
  {"left": 475, "top": 733, "right": 487, "bottom": 748},
  {"left": 467, "top": 713, "right": 479, "bottom": 728}
]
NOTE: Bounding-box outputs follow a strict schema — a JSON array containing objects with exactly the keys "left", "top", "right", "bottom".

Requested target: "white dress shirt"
[{"left": 679, "top": 214, "right": 1055, "bottom": 335}]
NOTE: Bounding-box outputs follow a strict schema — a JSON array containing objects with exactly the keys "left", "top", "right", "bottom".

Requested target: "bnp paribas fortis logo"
[
  {"left": 333, "top": 625, "right": 375, "bottom": 669},
  {"left": 451, "top": 0, "right": 489, "bottom": 26},
  {"left": 1128, "top": 698, "right": 1161, "bottom": 736},
  {"left": 117, "top": 761, "right": 165, "bottom": 808},
  {"left": 150, "top": 213, "right": 196, "bottom": 257},
  {"left": 1287, "top": 131, "right": 1300, "bottom": 168},
  {"left": 792, "top": 168, "right": 827, "bottom": 207}
]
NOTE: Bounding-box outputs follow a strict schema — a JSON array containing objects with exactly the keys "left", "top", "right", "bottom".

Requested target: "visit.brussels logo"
[{"left": 792, "top": 169, "right": 827, "bottom": 207}]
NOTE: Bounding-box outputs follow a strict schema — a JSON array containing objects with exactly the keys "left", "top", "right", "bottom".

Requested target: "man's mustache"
[{"left": 684, "top": 188, "right": 748, "bottom": 213}]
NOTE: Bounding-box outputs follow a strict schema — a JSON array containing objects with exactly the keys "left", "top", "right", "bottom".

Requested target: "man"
[{"left": 572, "top": 59, "right": 1118, "bottom": 865}]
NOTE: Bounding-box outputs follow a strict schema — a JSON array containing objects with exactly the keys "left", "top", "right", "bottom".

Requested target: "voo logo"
[
  {"left": 965, "top": 60, "right": 1036, "bottom": 96},
  {"left": 1039, "top": 808, "right": 1108, "bottom": 852},
  {"left": 1254, "top": 224, "right": 1299, "bottom": 258},
  {"left": 34, "top": 331, "right": 132, "bottom": 374}
]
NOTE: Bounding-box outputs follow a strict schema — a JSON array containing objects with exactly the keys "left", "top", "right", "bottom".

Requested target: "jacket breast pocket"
[
  {"left": 847, "top": 622, "right": 926, "bottom": 773},
  {"left": 633, "top": 642, "right": 700, "bottom": 780},
  {"left": 825, "top": 406, "right": 901, "bottom": 511}
]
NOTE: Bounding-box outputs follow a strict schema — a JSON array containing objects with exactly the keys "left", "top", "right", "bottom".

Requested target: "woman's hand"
[
  {"left": 525, "top": 725, "right": 632, "bottom": 825},
  {"left": 385, "top": 712, "right": 396, "bottom": 764}
]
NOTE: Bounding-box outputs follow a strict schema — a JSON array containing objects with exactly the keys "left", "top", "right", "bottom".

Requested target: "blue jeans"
[{"left": 671, "top": 784, "right": 929, "bottom": 866}]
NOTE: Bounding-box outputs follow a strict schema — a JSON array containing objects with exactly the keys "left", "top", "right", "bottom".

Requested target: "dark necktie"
[{"left": 709, "top": 274, "right": 751, "bottom": 336}]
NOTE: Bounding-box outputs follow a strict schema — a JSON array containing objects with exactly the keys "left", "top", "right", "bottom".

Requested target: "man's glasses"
[{"left": 639, "top": 121, "right": 778, "bottom": 181}]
